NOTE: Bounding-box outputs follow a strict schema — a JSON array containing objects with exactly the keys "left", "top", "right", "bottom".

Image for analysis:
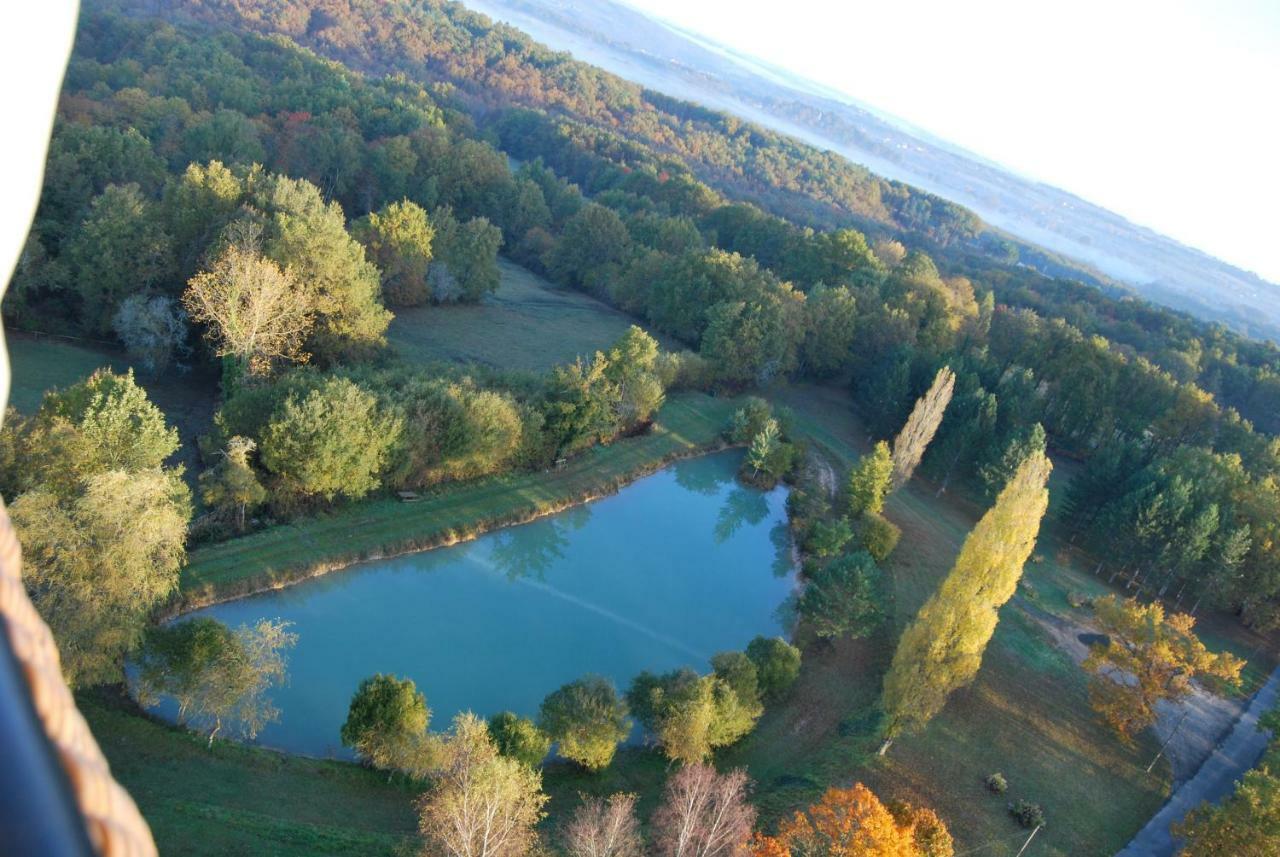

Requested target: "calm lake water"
[{"left": 163, "top": 451, "right": 795, "bottom": 757}]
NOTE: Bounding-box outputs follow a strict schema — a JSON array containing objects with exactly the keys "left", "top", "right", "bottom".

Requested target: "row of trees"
[
  {"left": 343, "top": 690, "right": 952, "bottom": 857},
  {"left": 337, "top": 635, "right": 801, "bottom": 779},
  {"left": 193, "top": 325, "right": 671, "bottom": 526}
]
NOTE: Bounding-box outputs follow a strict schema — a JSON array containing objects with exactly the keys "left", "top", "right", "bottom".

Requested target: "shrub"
[
  {"left": 1067, "top": 591, "right": 1091, "bottom": 609},
  {"left": 854, "top": 513, "right": 901, "bottom": 561},
  {"left": 1009, "top": 799, "right": 1045, "bottom": 829},
  {"left": 986, "top": 772, "right": 1008, "bottom": 794}
]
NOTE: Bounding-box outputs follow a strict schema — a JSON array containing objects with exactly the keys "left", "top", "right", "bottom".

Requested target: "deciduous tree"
[
  {"left": 651, "top": 764, "right": 756, "bottom": 857},
  {"left": 746, "top": 636, "right": 801, "bottom": 703},
  {"left": 1083, "top": 596, "right": 1243, "bottom": 742},
  {"left": 258, "top": 377, "right": 402, "bottom": 502},
  {"left": 488, "top": 711, "right": 551, "bottom": 769},
  {"left": 890, "top": 367, "right": 955, "bottom": 489},
  {"left": 12, "top": 468, "right": 191, "bottom": 687},
  {"left": 418, "top": 712, "right": 548, "bottom": 857},
  {"left": 539, "top": 676, "right": 630, "bottom": 771},
  {"left": 750, "top": 785, "right": 951, "bottom": 857},
  {"left": 183, "top": 235, "right": 315, "bottom": 375},
  {"left": 113, "top": 294, "right": 189, "bottom": 375},
  {"left": 880, "top": 451, "right": 1051, "bottom": 752},
  {"left": 563, "top": 792, "right": 643, "bottom": 857},
  {"left": 354, "top": 199, "right": 434, "bottom": 307},
  {"left": 199, "top": 435, "right": 266, "bottom": 531},
  {"left": 847, "top": 441, "right": 893, "bottom": 517},
  {"left": 341, "top": 673, "right": 431, "bottom": 772}
]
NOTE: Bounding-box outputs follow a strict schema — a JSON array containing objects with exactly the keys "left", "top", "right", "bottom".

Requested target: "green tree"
[
  {"left": 340, "top": 673, "right": 431, "bottom": 772},
  {"left": 979, "top": 423, "right": 1046, "bottom": 498},
  {"left": 746, "top": 636, "right": 802, "bottom": 703},
  {"left": 255, "top": 174, "right": 391, "bottom": 361},
  {"left": 700, "top": 292, "right": 802, "bottom": 387},
  {"left": 135, "top": 617, "right": 295, "bottom": 746},
  {"left": 12, "top": 468, "right": 191, "bottom": 687},
  {"left": 538, "top": 675, "right": 630, "bottom": 771},
  {"left": 354, "top": 199, "right": 434, "bottom": 307},
  {"left": 259, "top": 377, "right": 403, "bottom": 503},
  {"left": 847, "top": 441, "right": 893, "bottom": 517},
  {"left": 879, "top": 450, "right": 1052, "bottom": 753},
  {"left": 800, "top": 551, "right": 883, "bottom": 640},
  {"left": 604, "top": 325, "right": 665, "bottom": 429},
  {"left": 548, "top": 203, "right": 631, "bottom": 289},
  {"left": 430, "top": 207, "right": 503, "bottom": 303},
  {"left": 543, "top": 354, "right": 621, "bottom": 456},
  {"left": 11, "top": 369, "right": 179, "bottom": 498},
  {"left": 801, "top": 283, "right": 858, "bottom": 376},
  {"left": 628, "top": 667, "right": 762, "bottom": 764},
  {"left": 891, "top": 367, "right": 955, "bottom": 489},
  {"left": 488, "top": 711, "right": 551, "bottom": 769},
  {"left": 418, "top": 713, "right": 548, "bottom": 857},
  {"left": 745, "top": 418, "right": 781, "bottom": 479},
  {"left": 711, "top": 651, "right": 762, "bottom": 712},
  {"left": 199, "top": 436, "right": 267, "bottom": 531},
  {"left": 67, "top": 182, "right": 173, "bottom": 334}
]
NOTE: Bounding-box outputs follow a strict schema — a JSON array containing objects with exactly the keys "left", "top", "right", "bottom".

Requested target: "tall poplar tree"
[
  {"left": 879, "top": 450, "right": 1052, "bottom": 753},
  {"left": 891, "top": 367, "right": 955, "bottom": 489}
]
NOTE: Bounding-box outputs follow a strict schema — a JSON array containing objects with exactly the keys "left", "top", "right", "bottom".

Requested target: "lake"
[{"left": 162, "top": 451, "right": 796, "bottom": 757}]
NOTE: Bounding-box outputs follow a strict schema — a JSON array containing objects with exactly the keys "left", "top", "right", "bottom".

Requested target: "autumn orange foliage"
[{"left": 750, "top": 784, "right": 952, "bottom": 857}]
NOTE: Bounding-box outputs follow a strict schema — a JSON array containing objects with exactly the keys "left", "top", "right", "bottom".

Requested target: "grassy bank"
[
  {"left": 82, "top": 691, "right": 419, "bottom": 857},
  {"left": 178, "top": 391, "right": 740, "bottom": 609}
]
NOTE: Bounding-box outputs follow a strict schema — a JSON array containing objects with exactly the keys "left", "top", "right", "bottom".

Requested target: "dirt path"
[{"left": 1019, "top": 601, "right": 1245, "bottom": 784}]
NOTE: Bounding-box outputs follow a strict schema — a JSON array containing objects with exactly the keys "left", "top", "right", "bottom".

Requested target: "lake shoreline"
[{"left": 163, "top": 437, "right": 739, "bottom": 620}]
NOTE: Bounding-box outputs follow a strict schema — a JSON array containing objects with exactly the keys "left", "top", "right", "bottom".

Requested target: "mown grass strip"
[{"left": 178, "top": 392, "right": 741, "bottom": 609}]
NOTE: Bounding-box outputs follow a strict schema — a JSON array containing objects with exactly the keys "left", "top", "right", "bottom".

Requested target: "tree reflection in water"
[{"left": 489, "top": 504, "right": 592, "bottom": 581}]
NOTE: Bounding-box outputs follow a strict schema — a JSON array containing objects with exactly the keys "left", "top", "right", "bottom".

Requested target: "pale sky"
[{"left": 625, "top": 0, "right": 1280, "bottom": 283}]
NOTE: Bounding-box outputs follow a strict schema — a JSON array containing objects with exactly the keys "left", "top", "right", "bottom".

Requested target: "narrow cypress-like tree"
[
  {"left": 890, "top": 367, "right": 955, "bottom": 489},
  {"left": 879, "top": 450, "right": 1052, "bottom": 754},
  {"left": 847, "top": 441, "right": 894, "bottom": 517}
]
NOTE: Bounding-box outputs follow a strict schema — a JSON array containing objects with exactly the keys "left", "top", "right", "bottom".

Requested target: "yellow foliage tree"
[
  {"left": 1084, "top": 595, "right": 1243, "bottom": 743},
  {"left": 880, "top": 450, "right": 1052, "bottom": 752}
]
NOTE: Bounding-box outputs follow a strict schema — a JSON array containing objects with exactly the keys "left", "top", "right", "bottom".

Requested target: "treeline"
[
  {"left": 121, "top": 0, "right": 1280, "bottom": 436},
  {"left": 134, "top": 0, "right": 982, "bottom": 246}
]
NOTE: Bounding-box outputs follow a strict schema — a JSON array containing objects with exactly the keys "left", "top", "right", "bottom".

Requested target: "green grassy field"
[
  {"left": 82, "top": 691, "right": 419, "bottom": 857},
  {"left": 388, "top": 259, "right": 680, "bottom": 373}
]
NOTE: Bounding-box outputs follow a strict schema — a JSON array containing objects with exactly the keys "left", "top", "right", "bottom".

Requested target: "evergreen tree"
[
  {"left": 879, "top": 450, "right": 1052, "bottom": 753},
  {"left": 891, "top": 367, "right": 955, "bottom": 489}
]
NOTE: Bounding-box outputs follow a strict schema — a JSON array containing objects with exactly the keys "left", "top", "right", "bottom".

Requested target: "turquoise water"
[{"left": 166, "top": 451, "right": 795, "bottom": 757}]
